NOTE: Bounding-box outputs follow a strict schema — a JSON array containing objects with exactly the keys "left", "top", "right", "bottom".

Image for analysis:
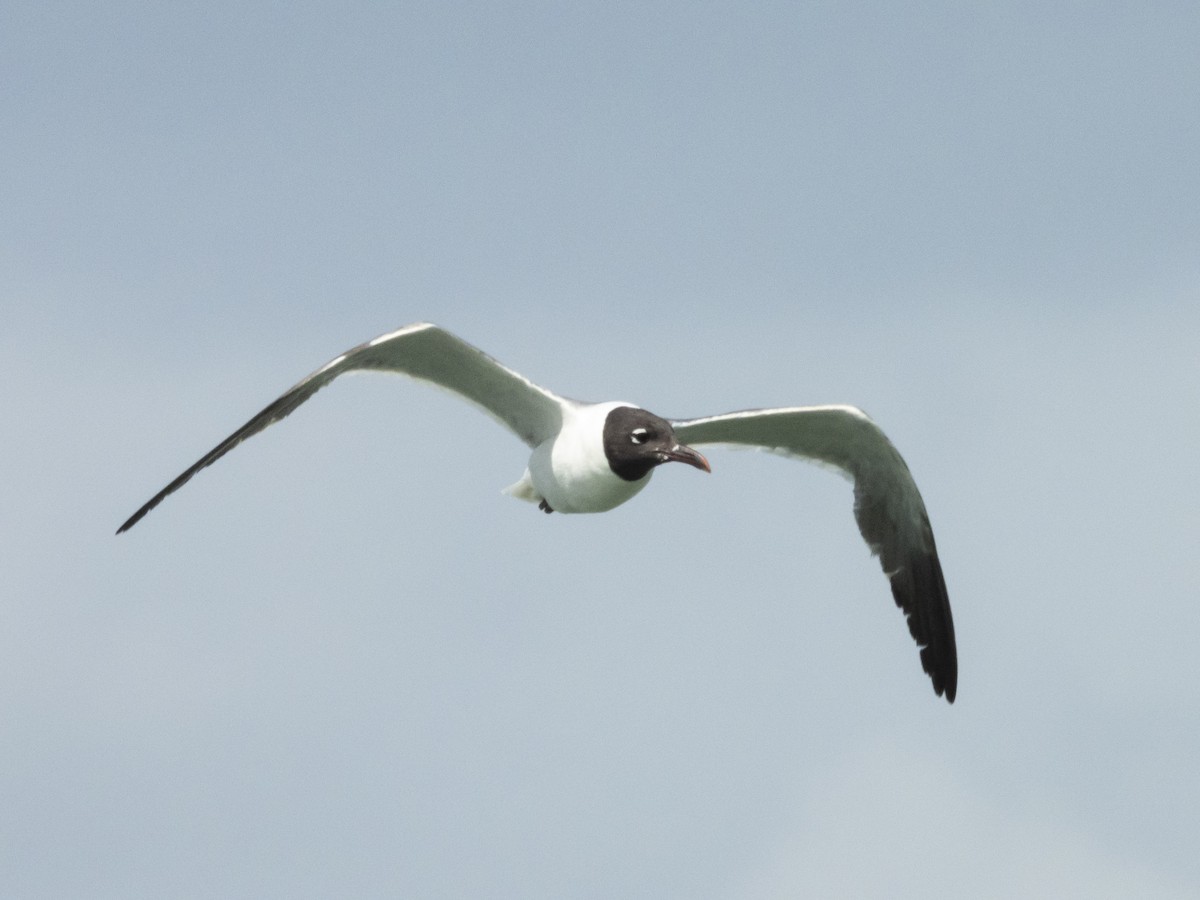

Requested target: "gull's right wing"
[{"left": 117, "top": 323, "right": 565, "bottom": 533}]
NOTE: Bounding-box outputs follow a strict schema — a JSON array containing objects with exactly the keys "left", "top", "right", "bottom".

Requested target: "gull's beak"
[{"left": 663, "top": 444, "right": 711, "bottom": 473}]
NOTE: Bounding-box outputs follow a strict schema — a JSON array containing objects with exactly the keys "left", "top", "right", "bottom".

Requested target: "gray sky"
[{"left": 4, "top": 3, "right": 1199, "bottom": 897}]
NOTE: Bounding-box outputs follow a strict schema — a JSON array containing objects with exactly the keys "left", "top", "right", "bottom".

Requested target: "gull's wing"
[
  {"left": 671, "top": 405, "right": 957, "bottom": 702},
  {"left": 117, "top": 323, "right": 565, "bottom": 534}
]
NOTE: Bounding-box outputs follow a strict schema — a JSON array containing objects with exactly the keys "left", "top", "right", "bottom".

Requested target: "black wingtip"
[
  {"left": 892, "top": 550, "right": 958, "bottom": 704},
  {"left": 116, "top": 498, "right": 157, "bottom": 535},
  {"left": 921, "top": 644, "right": 957, "bottom": 703}
]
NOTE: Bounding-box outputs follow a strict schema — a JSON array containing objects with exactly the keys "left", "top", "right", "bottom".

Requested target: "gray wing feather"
[
  {"left": 117, "top": 323, "right": 563, "bottom": 533},
  {"left": 672, "top": 405, "right": 957, "bottom": 702}
]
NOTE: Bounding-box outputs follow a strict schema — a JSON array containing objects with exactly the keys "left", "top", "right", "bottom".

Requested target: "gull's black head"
[{"left": 602, "top": 406, "right": 711, "bottom": 482}]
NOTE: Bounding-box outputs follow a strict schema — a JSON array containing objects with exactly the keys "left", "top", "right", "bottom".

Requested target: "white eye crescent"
[{"left": 630, "top": 427, "right": 649, "bottom": 444}]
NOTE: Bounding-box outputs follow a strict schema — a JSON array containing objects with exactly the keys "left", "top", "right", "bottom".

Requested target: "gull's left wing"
[{"left": 671, "top": 405, "right": 957, "bottom": 702}]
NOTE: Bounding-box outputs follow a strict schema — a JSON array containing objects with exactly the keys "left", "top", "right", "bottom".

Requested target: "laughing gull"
[{"left": 118, "top": 322, "right": 957, "bottom": 702}]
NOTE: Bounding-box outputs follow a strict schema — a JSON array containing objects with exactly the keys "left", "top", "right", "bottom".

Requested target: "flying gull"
[{"left": 118, "top": 322, "right": 957, "bottom": 702}]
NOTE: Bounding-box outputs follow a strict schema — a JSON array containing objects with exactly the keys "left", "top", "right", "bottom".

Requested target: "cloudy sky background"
[{"left": 4, "top": 3, "right": 1199, "bottom": 897}]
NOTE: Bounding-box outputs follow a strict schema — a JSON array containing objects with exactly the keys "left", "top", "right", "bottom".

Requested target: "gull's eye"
[{"left": 630, "top": 427, "right": 650, "bottom": 445}]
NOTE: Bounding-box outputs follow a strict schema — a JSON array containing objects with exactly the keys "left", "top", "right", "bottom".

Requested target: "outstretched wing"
[
  {"left": 671, "top": 405, "right": 957, "bottom": 702},
  {"left": 117, "top": 323, "right": 565, "bottom": 533}
]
